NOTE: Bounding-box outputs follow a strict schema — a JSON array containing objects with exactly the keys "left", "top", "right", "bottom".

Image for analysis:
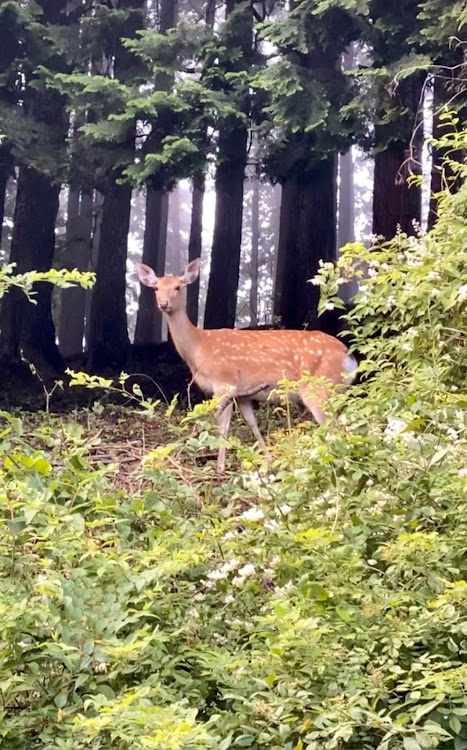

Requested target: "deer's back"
[{"left": 191, "top": 328, "right": 347, "bottom": 395}]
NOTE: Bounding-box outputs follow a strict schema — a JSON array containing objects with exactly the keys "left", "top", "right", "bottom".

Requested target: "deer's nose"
[{"left": 159, "top": 300, "right": 169, "bottom": 310}]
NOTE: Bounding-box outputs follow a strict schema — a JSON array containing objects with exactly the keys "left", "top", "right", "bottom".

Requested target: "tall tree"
[
  {"left": 256, "top": 0, "right": 363, "bottom": 328},
  {"left": 337, "top": 46, "right": 356, "bottom": 253},
  {"left": 274, "top": 157, "right": 337, "bottom": 328},
  {"left": 203, "top": 0, "right": 254, "bottom": 329},
  {"left": 85, "top": 0, "right": 145, "bottom": 369},
  {"left": 0, "top": 2, "right": 23, "bottom": 250},
  {"left": 368, "top": 0, "right": 425, "bottom": 238},
  {"left": 134, "top": 0, "right": 178, "bottom": 347},
  {"left": 58, "top": 186, "right": 93, "bottom": 358},
  {"left": 186, "top": 174, "right": 204, "bottom": 325},
  {"left": 249, "top": 172, "right": 260, "bottom": 326},
  {"left": 0, "top": 0, "right": 69, "bottom": 370},
  {"left": 418, "top": 2, "right": 467, "bottom": 227}
]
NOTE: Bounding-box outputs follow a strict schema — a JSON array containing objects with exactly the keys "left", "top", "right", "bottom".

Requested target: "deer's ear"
[
  {"left": 137, "top": 263, "right": 158, "bottom": 288},
  {"left": 181, "top": 258, "right": 200, "bottom": 285}
]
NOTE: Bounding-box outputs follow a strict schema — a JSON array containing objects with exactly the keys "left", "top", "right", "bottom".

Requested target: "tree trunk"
[
  {"left": 133, "top": 0, "right": 177, "bottom": 344},
  {"left": 87, "top": 183, "right": 132, "bottom": 369},
  {"left": 204, "top": 126, "right": 248, "bottom": 329},
  {"left": 0, "top": 167, "right": 63, "bottom": 369},
  {"left": 0, "top": 0, "right": 68, "bottom": 370},
  {"left": 373, "top": 139, "right": 421, "bottom": 238},
  {"left": 203, "top": 0, "right": 251, "bottom": 329},
  {"left": 428, "top": 77, "right": 463, "bottom": 229},
  {"left": 166, "top": 184, "right": 182, "bottom": 274},
  {"left": 373, "top": 75, "right": 424, "bottom": 239},
  {"left": 84, "top": 190, "right": 101, "bottom": 350},
  {"left": 86, "top": 0, "right": 144, "bottom": 366},
  {"left": 0, "top": 149, "right": 13, "bottom": 250},
  {"left": 337, "top": 149, "right": 355, "bottom": 249},
  {"left": 134, "top": 186, "right": 169, "bottom": 345},
  {"left": 249, "top": 174, "right": 259, "bottom": 326},
  {"left": 273, "top": 158, "right": 336, "bottom": 330},
  {"left": 58, "top": 188, "right": 92, "bottom": 358},
  {"left": 186, "top": 175, "right": 204, "bottom": 326}
]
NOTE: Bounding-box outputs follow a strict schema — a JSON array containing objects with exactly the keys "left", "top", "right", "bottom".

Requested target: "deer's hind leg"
[
  {"left": 237, "top": 397, "right": 272, "bottom": 459},
  {"left": 298, "top": 385, "right": 331, "bottom": 426},
  {"left": 216, "top": 400, "right": 233, "bottom": 473}
]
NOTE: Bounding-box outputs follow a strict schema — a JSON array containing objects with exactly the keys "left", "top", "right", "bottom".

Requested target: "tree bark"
[
  {"left": 249, "top": 174, "right": 259, "bottom": 326},
  {"left": 134, "top": 186, "right": 169, "bottom": 345},
  {"left": 204, "top": 126, "right": 248, "bottom": 329},
  {"left": 203, "top": 0, "right": 251, "bottom": 329},
  {"left": 84, "top": 190, "right": 101, "bottom": 349},
  {"left": 186, "top": 174, "right": 204, "bottom": 326},
  {"left": 0, "top": 167, "right": 63, "bottom": 369},
  {"left": 0, "top": 0, "right": 68, "bottom": 371},
  {"left": 87, "top": 183, "right": 132, "bottom": 369},
  {"left": 0, "top": 149, "right": 13, "bottom": 250},
  {"left": 372, "top": 138, "right": 421, "bottom": 238},
  {"left": 273, "top": 158, "right": 336, "bottom": 330},
  {"left": 166, "top": 184, "right": 182, "bottom": 274},
  {"left": 337, "top": 149, "right": 355, "bottom": 249},
  {"left": 372, "top": 75, "right": 424, "bottom": 239},
  {"left": 57, "top": 188, "right": 92, "bottom": 358},
  {"left": 428, "top": 77, "right": 463, "bottom": 229},
  {"left": 133, "top": 0, "right": 177, "bottom": 344}
]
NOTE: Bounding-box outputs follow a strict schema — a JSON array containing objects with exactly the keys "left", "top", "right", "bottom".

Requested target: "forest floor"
[
  {"left": 0, "top": 342, "right": 311, "bottom": 483},
  {"left": 0, "top": 342, "right": 197, "bottom": 412}
]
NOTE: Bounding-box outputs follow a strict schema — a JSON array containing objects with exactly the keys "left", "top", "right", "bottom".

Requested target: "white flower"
[
  {"left": 220, "top": 559, "right": 240, "bottom": 574},
  {"left": 239, "top": 507, "right": 265, "bottom": 522},
  {"left": 325, "top": 302, "right": 335, "bottom": 311},
  {"left": 277, "top": 503, "right": 292, "bottom": 516},
  {"left": 225, "top": 594, "right": 235, "bottom": 604},
  {"left": 265, "top": 519, "right": 279, "bottom": 531},
  {"left": 367, "top": 559, "right": 377, "bottom": 566},
  {"left": 458, "top": 283, "right": 467, "bottom": 300},
  {"left": 310, "top": 277, "right": 325, "bottom": 286},
  {"left": 458, "top": 468, "right": 467, "bottom": 478},
  {"left": 238, "top": 563, "right": 255, "bottom": 578},
  {"left": 385, "top": 417, "right": 407, "bottom": 436},
  {"left": 207, "top": 569, "right": 227, "bottom": 581},
  {"left": 222, "top": 530, "right": 238, "bottom": 541}
]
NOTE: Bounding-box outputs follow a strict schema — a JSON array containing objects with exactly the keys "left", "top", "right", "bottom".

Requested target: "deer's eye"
[
  {"left": 153, "top": 286, "right": 158, "bottom": 292},
  {"left": 174, "top": 285, "right": 181, "bottom": 291}
]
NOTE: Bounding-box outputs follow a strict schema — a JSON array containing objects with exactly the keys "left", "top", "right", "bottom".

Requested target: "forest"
[
  {"left": 2, "top": 0, "right": 467, "bottom": 748},
  {"left": 0, "top": 0, "right": 463, "bottom": 380}
]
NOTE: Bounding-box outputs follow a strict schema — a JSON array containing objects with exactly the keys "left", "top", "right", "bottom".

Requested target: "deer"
[{"left": 137, "top": 258, "right": 357, "bottom": 472}]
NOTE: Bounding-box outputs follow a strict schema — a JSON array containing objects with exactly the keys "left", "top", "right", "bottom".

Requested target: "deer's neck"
[{"left": 165, "top": 307, "right": 203, "bottom": 371}]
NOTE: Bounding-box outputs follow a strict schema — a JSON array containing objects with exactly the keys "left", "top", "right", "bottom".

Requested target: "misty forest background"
[{"left": 0, "top": 0, "right": 465, "bottom": 382}]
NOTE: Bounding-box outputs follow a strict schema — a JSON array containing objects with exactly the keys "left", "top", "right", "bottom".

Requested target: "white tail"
[{"left": 137, "top": 258, "right": 357, "bottom": 472}]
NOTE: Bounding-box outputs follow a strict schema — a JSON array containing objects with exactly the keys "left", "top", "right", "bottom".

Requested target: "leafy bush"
[{"left": 1, "top": 164, "right": 467, "bottom": 749}]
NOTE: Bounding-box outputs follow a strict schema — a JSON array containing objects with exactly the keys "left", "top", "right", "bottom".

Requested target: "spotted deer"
[{"left": 137, "top": 258, "right": 357, "bottom": 472}]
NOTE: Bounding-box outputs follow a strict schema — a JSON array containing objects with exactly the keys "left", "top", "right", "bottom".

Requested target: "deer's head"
[{"left": 137, "top": 258, "right": 200, "bottom": 314}]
